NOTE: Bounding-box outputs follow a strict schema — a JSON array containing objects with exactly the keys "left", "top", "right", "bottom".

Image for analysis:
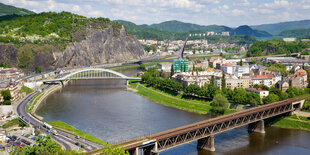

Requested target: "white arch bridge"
[{"left": 43, "top": 68, "right": 141, "bottom": 84}]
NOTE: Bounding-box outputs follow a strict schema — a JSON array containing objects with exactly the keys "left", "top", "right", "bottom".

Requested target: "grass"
[
  {"left": 19, "top": 85, "right": 33, "bottom": 94},
  {"left": 129, "top": 82, "right": 238, "bottom": 115},
  {"left": 110, "top": 65, "right": 139, "bottom": 71},
  {"left": 47, "top": 121, "right": 108, "bottom": 145},
  {"left": 1, "top": 118, "right": 26, "bottom": 128},
  {"left": 272, "top": 114, "right": 310, "bottom": 131}
]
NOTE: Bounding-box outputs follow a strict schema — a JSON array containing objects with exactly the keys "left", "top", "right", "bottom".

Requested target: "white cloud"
[
  {"left": 72, "top": 5, "right": 80, "bottom": 12},
  {"left": 231, "top": 9, "right": 244, "bottom": 16},
  {"left": 264, "top": 0, "right": 290, "bottom": 8},
  {"left": 252, "top": 8, "right": 274, "bottom": 14},
  {"left": 233, "top": 0, "right": 250, "bottom": 6},
  {"left": 88, "top": 11, "right": 105, "bottom": 17}
]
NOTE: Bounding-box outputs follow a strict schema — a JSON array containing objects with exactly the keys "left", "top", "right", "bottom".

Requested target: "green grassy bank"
[
  {"left": 272, "top": 114, "right": 310, "bottom": 131},
  {"left": 128, "top": 82, "right": 237, "bottom": 115},
  {"left": 47, "top": 121, "right": 108, "bottom": 145}
]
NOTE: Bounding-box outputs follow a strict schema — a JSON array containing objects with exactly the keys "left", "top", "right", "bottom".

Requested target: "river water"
[{"left": 36, "top": 68, "right": 310, "bottom": 155}]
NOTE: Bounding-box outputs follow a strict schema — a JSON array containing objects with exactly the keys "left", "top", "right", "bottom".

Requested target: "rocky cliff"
[
  {"left": 0, "top": 24, "right": 146, "bottom": 72},
  {"left": 53, "top": 25, "right": 145, "bottom": 68}
]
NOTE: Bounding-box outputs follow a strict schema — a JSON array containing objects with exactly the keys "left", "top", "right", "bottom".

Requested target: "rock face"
[
  {"left": 54, "top": 25, "right": 146, "bottom": 68},
  {"left": 0, "top": 44, "right": 18, "bottom": 66}
]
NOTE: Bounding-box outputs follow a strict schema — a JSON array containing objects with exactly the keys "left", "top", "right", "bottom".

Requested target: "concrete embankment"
[{"left": 32, "top": 81, "right": 69, "bottom": 120}]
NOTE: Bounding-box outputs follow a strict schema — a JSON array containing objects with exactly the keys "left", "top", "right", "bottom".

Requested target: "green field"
[
  {"left": 129, "top": 83, "right": 237, "bottom": 115},
  {"left": 47, "top": 121, "right": 108, "bottom": 145},
  {"left": 272, "top": 115, "right": 310, "bottom": 131}
]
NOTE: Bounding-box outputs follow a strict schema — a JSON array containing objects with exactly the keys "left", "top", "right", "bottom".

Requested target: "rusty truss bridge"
[{"left": 87, "top": 97, "right": 306, "bottom": 155}]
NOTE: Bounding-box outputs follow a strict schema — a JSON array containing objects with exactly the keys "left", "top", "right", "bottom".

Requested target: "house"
[
  {"left": 276, "top": 78, "right": 289, "bottom": 92},
  {"left": 215, "top": 78, "right": 251, "bottom": 89},
  {"left": 245, "top": 88, "right": 269, "bottom": 98},
  {"left": 251, "top": 74, "right": 275, "bottom": 87}
]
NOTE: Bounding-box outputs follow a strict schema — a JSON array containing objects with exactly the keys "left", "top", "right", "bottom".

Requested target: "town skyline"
[{"left": 2, "top": 0, "right": 310, "bottom": 27}]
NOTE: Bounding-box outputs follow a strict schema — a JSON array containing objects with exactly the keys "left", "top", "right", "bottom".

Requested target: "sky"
[{"left": 2, "top": 0, "right": 310, "bottom": 27}]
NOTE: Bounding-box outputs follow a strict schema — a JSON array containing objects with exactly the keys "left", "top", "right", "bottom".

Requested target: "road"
[{"left": 16, "top": 86, "right": 104, "bottom": 151}]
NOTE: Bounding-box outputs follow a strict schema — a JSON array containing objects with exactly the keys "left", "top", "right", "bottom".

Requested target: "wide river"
[{"left": 36, "top": 68, "right": 310, "bottom": 155}]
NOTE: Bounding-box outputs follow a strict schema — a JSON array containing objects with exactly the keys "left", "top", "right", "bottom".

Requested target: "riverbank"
[
  {"left": 272, "top": 114, "right": 310, "bottom": 131},
  {"left": 128, "top": 82, "right": 238, "bottom": 115},
  {"left": 48, "top": 121, "right": 108, "bottom": 145}
]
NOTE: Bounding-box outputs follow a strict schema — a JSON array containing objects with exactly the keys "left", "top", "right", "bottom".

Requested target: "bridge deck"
[{"left": 87, "top": 97, "right": 306, "bottom": 154}]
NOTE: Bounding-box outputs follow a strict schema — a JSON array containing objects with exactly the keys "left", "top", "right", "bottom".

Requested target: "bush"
[{"left": 211, "top": 93, "right": 229, "bottom": 114}]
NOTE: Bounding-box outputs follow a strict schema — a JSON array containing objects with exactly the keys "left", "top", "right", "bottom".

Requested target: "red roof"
[
  {"left": 224, "top": 62, "right": 233, "bottom": 66},
  {"left": 252, "top": 74, "right": 275, "bottom": 79},
  {"left": 294, "top": 69, "right": 307, "bottom": 77}
]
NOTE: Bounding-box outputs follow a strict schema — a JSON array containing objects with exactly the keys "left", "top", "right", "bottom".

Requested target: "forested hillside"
[
  {"left": 0, "top": 2, "right": 35, "bottom": 16},
  {"left": 251, "top": 20, "right": 310, "bottom": 35},
  {"left": 246, "top": 39, "right": 310, "bottom": 57},
  {"left": 279, "top": 28, "right": 310, "bottom": 38}
]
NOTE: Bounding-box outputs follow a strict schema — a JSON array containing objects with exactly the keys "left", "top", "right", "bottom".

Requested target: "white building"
[
  {"left": 158, "top": 62, "right": 172, "bottom": 72},
  {"left": 245, "top": 88, "right": 269, "bottom": 98}
]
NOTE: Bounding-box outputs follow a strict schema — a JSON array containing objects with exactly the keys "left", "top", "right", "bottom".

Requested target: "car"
[
  {"left": 75, "top": 142, "right": 80, "bottom": 146},
  {"left": 21, "top": 139, "right": 26, "bottom": 143},
  {"left": 75, "top": 135, "right": 80, "bottom": 139},
  {"left": 80, "top": 144, "right": 85, "bottom": 149}
]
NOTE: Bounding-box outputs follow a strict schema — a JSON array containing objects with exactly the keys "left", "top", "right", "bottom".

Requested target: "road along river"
[{"left": 36, "top": 68, "right": 310, "bottom": 155}]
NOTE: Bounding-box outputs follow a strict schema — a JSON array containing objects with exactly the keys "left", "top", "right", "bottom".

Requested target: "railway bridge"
[
  {"left": 43, "top": 68, "right": 140, "bottom": 85},
  {"left": 87, "top": 97, "right": 306, "bottom": 155}
]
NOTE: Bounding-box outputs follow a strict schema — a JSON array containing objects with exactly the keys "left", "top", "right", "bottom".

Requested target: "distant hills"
[
  {"left": 0, "top": 2, "right": 35, "bottom": 16},
  {"left": 117, "top": 20, "right": 272, "bottom": 40},
  {"left": 279, "top": 28, "right": 310, "bottom": 38},
  {"left": 251, "top": 20, "right": 310, "bottom": 35}
]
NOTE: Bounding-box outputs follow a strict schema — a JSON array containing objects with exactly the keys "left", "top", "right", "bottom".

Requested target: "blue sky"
[{"left": 2, "top": 0, "right": 310, "bottom": 27}]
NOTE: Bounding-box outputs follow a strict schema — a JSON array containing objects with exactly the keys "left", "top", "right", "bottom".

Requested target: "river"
[{"left": 36, "top": 68, "right": 310, "bottom": 155}]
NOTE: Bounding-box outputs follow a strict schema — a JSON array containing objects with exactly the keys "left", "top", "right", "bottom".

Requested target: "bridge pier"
[
  {"left": 197, "top": 135, "right": 215, "bottom": 152},
  {"left": 248, "top": 120, "right": 265, "bottom": 134}
]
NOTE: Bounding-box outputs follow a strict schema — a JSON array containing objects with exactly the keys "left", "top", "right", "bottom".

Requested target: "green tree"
[
  {"left": 1, "top": 89, "right": 12, "bottom": 105},
  {"left": 240, "top": 59, "right": 243, "bottom": 66},
  {"left": 170, "top": 64, "right": 174, "bottom": 78},
  {"left": 102, "top": 145, "right": 129, "bottom": 155},
  {"left": 263, "top": 93, "right": 280, "bottom": 104},
  {"left": 139, "top": 64, "right": 146, "bottom": 71},
  {"left": 231, "top": 88, "right": 248, "bottom": 105},
  {"left": 211, "top": 93, "right": 229, "bottom": 114},
  {"left": 18, "top": 51, "right": 34, "bottom": 69},
  {"left": 13, "top": 135, "right": 78, "bottom": 154},
  {"left": 35, "top": 65, "right": 43, "bottom": 73},
  {"left": 221, "top": 73, "right": 226, "bottom": 90}
]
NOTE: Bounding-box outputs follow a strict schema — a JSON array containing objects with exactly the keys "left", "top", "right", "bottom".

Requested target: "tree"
[
  {"left": 240, "top": 59, "right": 243, "bottom": 66},
  {"left": 183, "top": 64, "right": 186, "bottom": 72},
  {"left": 35, "top": 65, "right": 43, "bottom": 73},
  {"left": 211, "top": 93, "right": 229, "bottom": 114},
  {"left": 170, "top": 64, "right": 174, "bottom": 78},
  {"left": 263, "top": 93, "right": 280, "bottom": 104},
  {"left": 180, "top": 64, "right": 183, "bottom": 72},
  {"left": 1, "top": 89, "right": 12, "bottom": 105},
  {"left": 18, "top": 51, "right": 34, "bottom": 69},
  {"left": 231, "top": 88, "right": 248, "bottom": 105},
  {"left": 102, "top": 145, "right": 129, "bottom": 155},
  {"left": 139, "top": 64, "right": 146, "bottom": 71},
  {"left": 221, "top": 73, "right": 226, "bottom": 90},
  {"left": 13, "top": 135, "right": 78, "bottom": 154}
]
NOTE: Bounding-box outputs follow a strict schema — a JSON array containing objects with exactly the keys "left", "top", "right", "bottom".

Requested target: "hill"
[
  {"left": 0, "top": 12, "right": 145, "bottom": 72},
  {"left": 149, "top": 20, "right": 232, "bottom": 33},
  {"left": 116, "top": 20, "right": 173, "bottom": 40},
  {"left": 233, "top": 25, "right": 272, "bottom": 37},
  {"left": 251, "top": 20, "right": 310, "bottom": 35},
  {"left": 279, "top": 28, "right": 310, "bottom": 38},
  {"left": 118, "top": 20, "right": 269, "bottom": 40},
  {"left": 0, "top": 2, "right": 35, "bottom": 16}
]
